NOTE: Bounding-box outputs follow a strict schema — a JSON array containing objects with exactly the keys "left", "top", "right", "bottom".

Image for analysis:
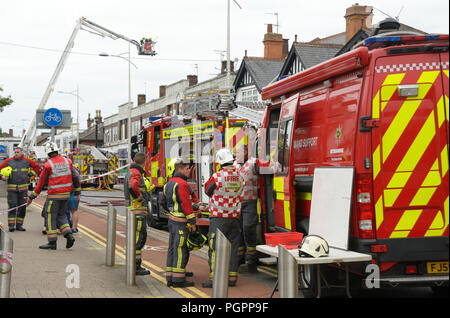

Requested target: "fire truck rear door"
[{"left": 371, "top": 52, "right": 449, "bottom": 241}]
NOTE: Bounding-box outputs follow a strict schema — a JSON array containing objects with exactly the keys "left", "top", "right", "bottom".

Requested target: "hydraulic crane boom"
[{"left": 20, "top": 17, "right": 155, "bottom": 151}]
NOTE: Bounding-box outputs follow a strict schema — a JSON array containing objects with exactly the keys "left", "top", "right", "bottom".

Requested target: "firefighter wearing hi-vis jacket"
[
  {"left": 162, "top": 158, "right": 207, "bottom": 288},
  {"left": 124, "top": 152, "right": 152, "bottom": 276},
  {"left": 1, "top": 146, "right": 41, "bottom": 232},
  {"left": 27, "top": 142, "right": 80, "bottom": 250}
]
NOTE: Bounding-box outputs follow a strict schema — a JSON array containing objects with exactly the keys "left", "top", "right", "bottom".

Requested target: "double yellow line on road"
[{"left": 31, "top": 202, "right": 209, "bottom": 298}]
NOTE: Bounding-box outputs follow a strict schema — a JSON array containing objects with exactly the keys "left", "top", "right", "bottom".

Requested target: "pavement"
[
  {"left": 0, "top": 192, "right": 278, "bottom": 299},
  {"left": 0, "top": 196, "right": 184, "bottom": 298}
]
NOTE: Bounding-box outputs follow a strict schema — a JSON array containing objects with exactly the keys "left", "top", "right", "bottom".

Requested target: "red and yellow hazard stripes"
[
  {"left": 224, "top": 118, "right": 247, "bottom": 154},
  {"left": 107, "top": 155, "right": 119, "bottom": 185},
  {"left": 273, "top": 176, "right": 294, "bottom": 230},
  {"left": 371, "top": 53, "right": 449, "bottom": 239}
]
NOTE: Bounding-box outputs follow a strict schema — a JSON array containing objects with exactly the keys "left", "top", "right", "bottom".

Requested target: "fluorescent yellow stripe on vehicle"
[
  {"left": 410, "top": 187, "right": 437, "bottom": 206},
  {"left": 382, "top": 71, "right": 439, "bottom": 164},
  {"left": 425, "top": 196, "right": 449, "bottom": 237},
  {"left": 441, "top": 145, "right": 449, "bottom": 177},
  {"left": 396, "top": 111, "right": 436, "bottom": 172},
  {"left": 437, "top": 95, "right": 446, "bottom": 127},
  {"left": 421, "top": 170, "right": 441, "bottom": 187},
  {"left": 387, "top": 172, "right": 411, "bottom": 188},
  {"left": 394, "top": 209, "right": 422, "bottom": 231},
  {"left": 373, "top": 73, "right": 405, "bottom": 118},
  {"left": 284, "top": 200, "right": 291, "bottom": 230},
  {"left": 373, "top": 144, "right": 381, "bottom": 180},
  {"left": 273, "top": 177, "right": 284, "bottom": 192},
  {"left": 384, "top": 189, "right": 402, "bottom": 207},
  {"left": 372, "top": 91, "right": 380, "bottom": 119},
  {"left": 375, "top": 195, "right": 384, "bottom": 230}
]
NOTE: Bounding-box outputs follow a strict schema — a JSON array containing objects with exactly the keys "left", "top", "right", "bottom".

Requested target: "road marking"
[
  {"left": 32, "top": 201, "right": 210, "bottom": 298},
  {"left": 78, "top": 223, "right": 209, "bottom": 298}
]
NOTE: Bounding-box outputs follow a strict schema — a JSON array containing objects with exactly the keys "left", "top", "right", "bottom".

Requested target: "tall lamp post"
[
  {"left": 100, "top": 45, "right": 138, "bottom": 165},
  {"left": 58, "top": 85, "right": 83, "bottom": 151}
]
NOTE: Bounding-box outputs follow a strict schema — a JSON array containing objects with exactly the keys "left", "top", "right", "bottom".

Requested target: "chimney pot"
[
  {"left": 138, "top": 94, "right": 146, "bottom": 105},
  {"left": 267, "top": 23, "right": 273, "bottom": 33}
]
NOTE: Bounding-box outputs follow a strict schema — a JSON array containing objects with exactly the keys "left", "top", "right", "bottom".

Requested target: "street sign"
[
  {"left": 0, "top": 145, "right": 5, "bottom": 153},
  {"left": 43, "top": 108, "right": 63, "bottom": 127},
  {"left": 36, "top": 109, "right": 72, "bottom": 130}
]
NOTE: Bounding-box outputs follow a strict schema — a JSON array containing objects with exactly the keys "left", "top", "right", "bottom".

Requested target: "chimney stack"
[
  {"left": 95, "top": 109, "right": 102, "bottom": 124},
  {"left": 344, "top": 4, "right": 373, "bottom": 42},
  {"left": 138, "top": 94, "right": 146, "bottom": 105},
  {"left": 187, "top": 75, "right": 198, "bottom": 86},
  {"left": 263, "top": 23, "right": 288, "bottom": 60},
  {"left": 221, "top": 60, "right": 234, "bottom": 74},
  {"left": 87, "top": 113, "right": 94, "bottom": 128},
  {"left": 159, "top": 85, "right": 166, "bottom": 98},
  {"left": 8, "top": 129, "right": 13, "bottom": 137}
]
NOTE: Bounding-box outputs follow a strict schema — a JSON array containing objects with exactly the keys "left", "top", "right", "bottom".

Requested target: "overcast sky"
[{"left": 0, "top": 0, "right": 448, "bottom": 137}]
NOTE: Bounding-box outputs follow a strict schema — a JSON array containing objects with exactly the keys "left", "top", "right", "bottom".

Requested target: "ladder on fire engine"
[{"left": 229, "top": 101, "right": 267, "bottom": 127}]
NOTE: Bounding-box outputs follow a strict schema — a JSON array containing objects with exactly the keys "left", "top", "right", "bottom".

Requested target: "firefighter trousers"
[
  {"left": 238, "top": 200, "right": 258, "bottom": 265},
  {"left": 166, "top": 219, "right": 190, "bottom": 283},
  {"left": 42, "top": 199, "right": 72, "bottom": 242},
  {"left": 7, "top": 190, "right": 27, "bottom": 227},
  {"left": 207, "top": 217, "right": 241, "bottom": 284},
  {"left": 135, "top": 214, "right": 148, "bottom": 262}
]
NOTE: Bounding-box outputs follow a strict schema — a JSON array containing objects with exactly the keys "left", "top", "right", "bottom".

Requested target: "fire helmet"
[
  {"left": 298, "top": 235, "right": 329, "bottom": 258},
  {"left": 0, "top": 166, "right": 12, "bottom": 178},
  {"left": 167, "top": 158, "right": 178, "bottom": 178},
  {"left": 44, "top": 142, "right": 59, "bottom": 156},
  {"left": 215, "top": 148, "right": 234, "bottom": 166},
  {"left": 186, "top": 231, "right": 207, "bottom": 251}
]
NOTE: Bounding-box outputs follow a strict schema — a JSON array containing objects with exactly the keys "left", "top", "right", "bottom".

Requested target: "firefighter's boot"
[
  {"left": 15, "top": 224, "right": 26, "bottom": 231},
  {"left": 65, "top": 232, "right": 75, "bottom": 249},
  {"left": 136, "top": 259, "right": 150, "bottom": 276},
  {"left": 39, "top": 241, "right": 57, "bottom": 250}
]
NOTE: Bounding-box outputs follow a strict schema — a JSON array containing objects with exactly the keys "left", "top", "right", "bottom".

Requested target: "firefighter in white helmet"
[
  {"left": 202, "top": 148, "right": 243, "bottom": 288},
  {"left": 27, "top": 142, "right": 80, "bottom": 250}
]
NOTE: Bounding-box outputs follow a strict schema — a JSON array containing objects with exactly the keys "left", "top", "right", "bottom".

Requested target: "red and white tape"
[
  {"left": 0, "top": 164, "right": 130, "bottom": 214},
  {"left": 80, "top": 163, "right": 130, "bottom": 183},
  {"left": 0, "top": 250, "right": 13, "bottom": 266},
  {"left": 0, "top": 203, "right": 28, "bottom": 215}
]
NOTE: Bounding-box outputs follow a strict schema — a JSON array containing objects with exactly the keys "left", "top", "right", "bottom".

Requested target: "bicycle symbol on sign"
[{"left": 45, "top": 112, "right": 62, "bottom": 123}]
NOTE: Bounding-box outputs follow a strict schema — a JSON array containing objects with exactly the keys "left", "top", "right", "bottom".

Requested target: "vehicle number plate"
[{"left": 427, "top": 261, "right": 449, "bottom": 274}]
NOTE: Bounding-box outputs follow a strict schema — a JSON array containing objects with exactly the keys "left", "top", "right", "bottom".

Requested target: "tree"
[{"left": 0, "top": 87, "right": 13, "bottom": 112}]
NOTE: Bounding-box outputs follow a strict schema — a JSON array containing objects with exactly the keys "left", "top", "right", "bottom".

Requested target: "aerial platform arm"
[{"left": 20, "top": 17, "right": 155, "bottom": 151}]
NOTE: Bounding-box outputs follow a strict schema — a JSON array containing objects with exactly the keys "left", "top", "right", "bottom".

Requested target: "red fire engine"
[
  {"left": 140, "top": 114, "right": 251, "bottom": 231},
  {"left": 259, "top": 29, "right": 449, "bottom": 294}
]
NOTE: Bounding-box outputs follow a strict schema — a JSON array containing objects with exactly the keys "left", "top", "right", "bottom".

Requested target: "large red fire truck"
[
  {"left": 259, "top": 28, "right": 449, "bottom": 294},
  {"left": 139, "top": 113, "right": 252, "bottom": 231}
]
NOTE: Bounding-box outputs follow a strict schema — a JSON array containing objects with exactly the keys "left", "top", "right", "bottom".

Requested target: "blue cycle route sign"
[
  {"left": 0, "top": 145, "right": 6, "bottom": 153},
  {"left": 43, "top": 108, "right": 63, "bottom": 127}
]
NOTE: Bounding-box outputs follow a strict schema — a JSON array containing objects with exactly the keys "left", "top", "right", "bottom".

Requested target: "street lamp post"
[
  {"left": 58, "top": 86, "right": 83, "bottom": 151},
  {"left": 99, "top": 48, "right": 137, "bottom": 165}
]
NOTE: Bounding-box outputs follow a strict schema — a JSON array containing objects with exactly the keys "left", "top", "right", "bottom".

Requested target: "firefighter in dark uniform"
[
  {"left": 0, "top": 146, "right": 41, "bottom": 232},
  {"left": 235, "top": 144, "right": 260, "bottom": 273},
  {"left": 27, "top": 142, "right": 79, "bottom": 249},
  {"left": 124, "top": 152, "right": 151, "bottom": 276},
  {"left": 202, "top": 148, "right": 243, "bottom": 288},
  {"left": 162, "top": 158, "right": 198, "bottom": 287}
]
